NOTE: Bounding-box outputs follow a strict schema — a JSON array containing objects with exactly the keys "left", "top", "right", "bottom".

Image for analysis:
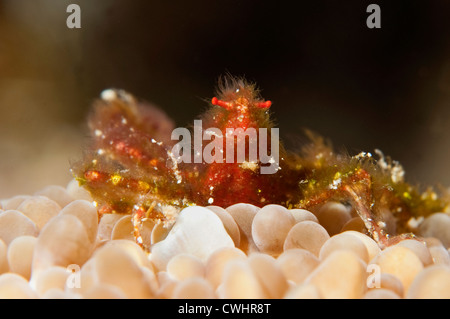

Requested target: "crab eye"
[
  {"left": 211, "top": 97, "right": 233, "bottom": 110},
  {"left": 257, "top": 100, "right": 272, "bottom": 109}
]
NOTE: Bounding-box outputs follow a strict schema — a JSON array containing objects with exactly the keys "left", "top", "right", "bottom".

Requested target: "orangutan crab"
[{"left": 72, "top": 76, "right": 449, "bottom": 250}]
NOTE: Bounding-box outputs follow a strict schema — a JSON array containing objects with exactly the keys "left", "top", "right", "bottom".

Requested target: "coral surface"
[{"left": 0, "top": 181, "right": 449, "bottom": 299}]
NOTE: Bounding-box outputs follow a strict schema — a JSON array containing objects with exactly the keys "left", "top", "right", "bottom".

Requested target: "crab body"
[{"left": 72, "top": 76, "right": 449, "bottom": 249}]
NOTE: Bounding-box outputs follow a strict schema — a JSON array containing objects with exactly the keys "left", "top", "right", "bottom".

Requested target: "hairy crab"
[{"left": 72, "top": 76, "right": 449, "bottom": 250}]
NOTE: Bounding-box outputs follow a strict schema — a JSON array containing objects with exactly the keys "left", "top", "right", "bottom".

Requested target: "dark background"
[{"left": 0, "top": 0, "right": 449, "bottom": 197}]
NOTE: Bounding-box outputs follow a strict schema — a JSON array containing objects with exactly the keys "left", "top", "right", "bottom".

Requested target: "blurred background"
[{"left": 0, "top": 0, "right": 449, "bottom": 198}]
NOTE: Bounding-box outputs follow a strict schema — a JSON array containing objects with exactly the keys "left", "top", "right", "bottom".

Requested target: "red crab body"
[
  {"left": 183, "top": 78, "right": 289, "bottom": 208},
  {"left": 72, "top": 76, "right": 449, "bottom": 249}
]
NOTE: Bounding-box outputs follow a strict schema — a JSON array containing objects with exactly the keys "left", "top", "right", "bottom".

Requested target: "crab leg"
[{"left": 298, "top": 168, "right": 389, "bottom": 245}]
